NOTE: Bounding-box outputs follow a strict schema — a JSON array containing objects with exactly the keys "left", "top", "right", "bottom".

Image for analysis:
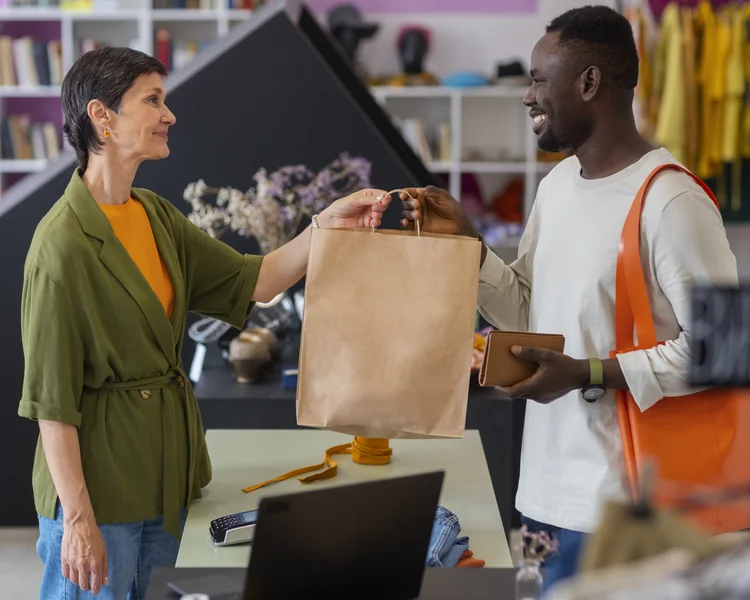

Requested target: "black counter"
[
  {"left": 146, "top": 567, "right": 518, "bottom": 600},
  {"left": 193, "top": 361, "right": 526, "bottom": 539}
]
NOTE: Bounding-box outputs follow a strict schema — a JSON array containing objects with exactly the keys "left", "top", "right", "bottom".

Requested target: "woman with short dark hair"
[{"left": 19, "top": 46, "right": 390, "bottom": 599}]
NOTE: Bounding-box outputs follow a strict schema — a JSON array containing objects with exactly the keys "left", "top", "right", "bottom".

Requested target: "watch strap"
[{"left": 589, "top": 358, "right": 603, "bottom": 386}]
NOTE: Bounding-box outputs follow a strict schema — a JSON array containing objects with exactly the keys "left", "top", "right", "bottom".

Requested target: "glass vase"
[{"left": 516, "top": 558, "right": 543, "bottom": 600}]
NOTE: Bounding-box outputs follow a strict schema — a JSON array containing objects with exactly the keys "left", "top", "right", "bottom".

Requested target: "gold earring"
[{"left": 103, "top": 127, "right": 110, "bottom": 138}]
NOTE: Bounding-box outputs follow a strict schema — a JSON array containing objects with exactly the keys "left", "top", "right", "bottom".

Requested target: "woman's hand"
[
  {"left": 318, "top": 188, "right": 391, "bottom": 229},
  {"left": 62, "top": 514, "right": 109, "bottom": 594}
]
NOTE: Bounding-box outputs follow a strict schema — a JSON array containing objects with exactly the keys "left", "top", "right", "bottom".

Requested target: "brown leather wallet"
[{"left": 478, "top": 330, "right": 566, "bottom": 388}]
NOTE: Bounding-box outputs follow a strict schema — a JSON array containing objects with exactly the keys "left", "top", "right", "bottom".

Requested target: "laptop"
[{"left": 167, "top": 470, "right": 445, "bottom": 599}]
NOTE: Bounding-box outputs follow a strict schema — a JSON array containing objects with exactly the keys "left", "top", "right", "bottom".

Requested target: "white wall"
[{"left": 355, "top": 0, "right": 617, "bottom": 80}]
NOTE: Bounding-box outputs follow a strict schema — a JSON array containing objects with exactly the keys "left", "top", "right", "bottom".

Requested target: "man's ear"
[
  {"left": 87, "top": 99, "right": 111, "bottom": 133},
  {"left": 580, "top": 66, "right": 602, "bottom": 102}
]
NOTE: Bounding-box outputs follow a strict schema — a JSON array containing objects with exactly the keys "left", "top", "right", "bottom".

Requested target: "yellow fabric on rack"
[
  {"left": 714, "top": 10, "right": 732, "bottom": 207},
  {"left": 722, "top": 6, "right": 745, "bottom": 164},
  {"left": 655, "top": 3, "right": 686, "bottom": 164},
  {"left": 697, "top": 1, "right": 721, "bottom": 180},
  {"left": 649, "top": 5, "right": 669, "bottom": 134},
  {"left": 241, "top": 437, "right": 393, "bottom": 494},
  {"left": 723, "top": 6, "right": 746, "bottom": 212},
  {"left": 682, "top": 7, "right": 699, "bottom": 172},
  {"left": 628, "top": 3, "right": 655, "bottom": 139},
  {"left": 742, "top": 4, "right": 750, "bottom": 159}
]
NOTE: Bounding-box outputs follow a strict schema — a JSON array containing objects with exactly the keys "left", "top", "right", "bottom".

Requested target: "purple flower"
[{"left": 183, "top": 154, "right": 373, "bottom": 253}]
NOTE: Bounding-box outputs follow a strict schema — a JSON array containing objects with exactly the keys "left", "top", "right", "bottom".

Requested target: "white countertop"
[{"left": 176, "top": 429, "right": 513, "bottom": 569}]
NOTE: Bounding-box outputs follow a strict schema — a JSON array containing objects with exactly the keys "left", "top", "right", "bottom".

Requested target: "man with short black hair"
[{"left": 401, "top": 4, "right": 738, "bottom": 589}]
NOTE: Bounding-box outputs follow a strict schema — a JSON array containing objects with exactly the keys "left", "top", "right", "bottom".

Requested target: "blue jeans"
[
  {"left": 426, "top": 506, "right": 469, "bottom": 568},
  {"left": 37, "top": 504, "right": 186, "bottom": 600},
  {"left": 522, "top": 516, "right": 588, "bottom": 596}
]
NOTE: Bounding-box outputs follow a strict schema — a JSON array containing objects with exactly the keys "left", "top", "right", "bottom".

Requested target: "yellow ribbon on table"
[{"left": 242, "top": 437, "right": 393, "bottom": 494}]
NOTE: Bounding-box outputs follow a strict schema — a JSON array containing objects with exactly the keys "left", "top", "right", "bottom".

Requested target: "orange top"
[{"left": 99, "top": 198, "right": 175, "bottom": 318}]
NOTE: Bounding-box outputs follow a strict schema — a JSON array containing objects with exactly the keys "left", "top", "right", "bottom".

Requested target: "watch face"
[{"left": 582, "top": 386, "right": 606, "bottom": 402}]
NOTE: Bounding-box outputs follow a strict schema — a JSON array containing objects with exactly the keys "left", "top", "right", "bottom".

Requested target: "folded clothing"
[
  {"left": 456, "top": 549, "right": 486, "bottom": 568},
  {"left": 426, "top": 506, "right": 484, "bottom": 568}
]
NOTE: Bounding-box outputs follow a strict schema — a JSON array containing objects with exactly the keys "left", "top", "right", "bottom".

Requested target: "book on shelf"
[
  {"left": 437, "top": 122, "right": 451, "bottom": 163},
  {"left": 1, "top": 115, "right": 60, "bottom": 162},
  {"left": 391, "top": 116, "right": 450, "bottom": 165},
  {"left": 153, "top": 0, "right": 214, "bottom": 9},
  {"left": 0, "top": 36, "right": 63, "bottom": 88},
  {"left": 229, "top": 0, "right": 267, "bottom": 9},
  {"left": 149, "top": 0, "right": 267, "bottom": 9},
  {"left": 155, "top": 27, "right": 210, "bottom": 73}
]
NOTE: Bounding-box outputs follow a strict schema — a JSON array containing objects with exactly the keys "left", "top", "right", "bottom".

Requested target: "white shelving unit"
[
  {"left": 0, "top": 3, "right": 253, "bottom": 189},
  {"left": 371, "top": 85, "right": 561, "bottom": 237}
]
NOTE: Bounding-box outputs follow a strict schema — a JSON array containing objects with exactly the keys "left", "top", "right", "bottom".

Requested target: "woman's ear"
[{"left": 87, "top": 99, "right": 111, "bottom": 136}]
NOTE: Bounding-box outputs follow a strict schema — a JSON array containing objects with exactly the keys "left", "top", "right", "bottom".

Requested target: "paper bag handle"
[{"left": 374, "top": 189, "right": 422, "bottom": 236}]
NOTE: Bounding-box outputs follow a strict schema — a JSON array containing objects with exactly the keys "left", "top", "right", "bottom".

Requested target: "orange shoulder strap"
[{"left": 616, "top": 163, "right": 720, "bottom": 351}]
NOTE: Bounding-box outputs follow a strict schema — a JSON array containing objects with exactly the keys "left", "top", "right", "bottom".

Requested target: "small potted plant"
[{"left": 516, "top": 525, "right": 559, "bottom": 600}]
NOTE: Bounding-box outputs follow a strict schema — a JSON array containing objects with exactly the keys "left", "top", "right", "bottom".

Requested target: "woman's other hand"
[
  {"left": 62, "top": 514, "right": 109, "bottom": 594},
  {"left": 318, "top": 188, "right": 391, "bottom": 229}
]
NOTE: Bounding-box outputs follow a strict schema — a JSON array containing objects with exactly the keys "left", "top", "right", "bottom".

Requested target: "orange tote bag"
[{"left": 613, "top": 163, "right": 750, "bottom": 534}]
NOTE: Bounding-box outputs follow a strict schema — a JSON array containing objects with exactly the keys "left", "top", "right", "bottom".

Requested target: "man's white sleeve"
[{"left": 477, "top": 199, "right": 540, "bottom": 332}]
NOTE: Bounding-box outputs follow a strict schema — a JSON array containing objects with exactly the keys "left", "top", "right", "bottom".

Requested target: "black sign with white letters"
[{"left": 690, "top": 285, "right": 750, "bottom": 386}]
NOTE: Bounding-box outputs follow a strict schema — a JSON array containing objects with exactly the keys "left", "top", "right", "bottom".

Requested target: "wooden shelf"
[
  {"left": 0, "top": 8, "right": 65, "bottom": 20},
  {"left": 460, "top": 161, "right": 527, "bottom": 174},
  {"left": 0, "top": 159, "right": 49, "bottom": 173},
  {"left": 371, "top": 85, "right": 527, "bottom": 100},
  {"left": 68, "top": 9, "right": 142, "bottom": 20},
  {"left": 0, "top": 86, "right": 61, "bottom": 98},
  {"left": 426, "top": 161, "right": 453, "bottom": 172},
  {"left": 152, "top": 9, "right": 222, "bottom": 21},
  {"left": 0, "top": 7, "right": 150, "bottom": 20},
  {"left": 227, "top": 9, "right": 252, "bottom": 19}
]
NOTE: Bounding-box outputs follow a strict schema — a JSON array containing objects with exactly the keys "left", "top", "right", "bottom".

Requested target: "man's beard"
[
  {"left": 537, "top": 127, "right": 567, "bottom": 153},
  {"left": 536, "top": 116, "right": 591, "bottom": 154}
]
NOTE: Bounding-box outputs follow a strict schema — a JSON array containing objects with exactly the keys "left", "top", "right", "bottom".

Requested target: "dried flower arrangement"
[
  {"left": 182, "top": 152, "right": 373, "bottom": 254},
  {"left": 520, "top": 524, "right": 560, "bottom": 563}
]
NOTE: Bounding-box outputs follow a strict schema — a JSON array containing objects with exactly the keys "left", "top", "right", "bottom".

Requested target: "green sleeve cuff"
[{"left": 19, "top": 399, "right": 82, "bottom": 427}]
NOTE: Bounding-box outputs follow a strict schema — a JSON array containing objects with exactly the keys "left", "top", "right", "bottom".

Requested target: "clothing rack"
[{"left": 625, "top": 0, "right": 750, "bottom": 217}]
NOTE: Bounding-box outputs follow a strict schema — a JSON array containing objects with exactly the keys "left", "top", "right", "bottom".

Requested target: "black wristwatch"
[{"left": 582, "top": 358, "right": 606, "bottom": 403}]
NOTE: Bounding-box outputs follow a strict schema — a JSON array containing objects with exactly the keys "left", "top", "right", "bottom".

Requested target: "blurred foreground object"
[
  {"left": 690, "top": 285, "right": 750, "bottom": 386},
  {"left": 549, "top": 531, "right": 750, "bottom": 599},
  {"left": 549, "top": 465, "right": 750, "bottom": 599}
]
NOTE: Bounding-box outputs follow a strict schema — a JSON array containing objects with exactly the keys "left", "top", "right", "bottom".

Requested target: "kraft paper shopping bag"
[{"left": 297, "top": 227, "right": 481, "bottom": 439}]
